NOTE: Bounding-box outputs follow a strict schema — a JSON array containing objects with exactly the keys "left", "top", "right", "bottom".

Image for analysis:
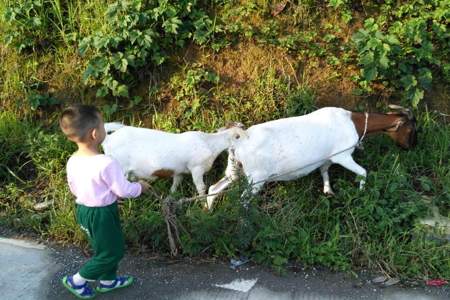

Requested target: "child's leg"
[
  {"left": 61, "top": 274, "right": 96, "bottom": 299},
  {"left": 76, "top": 203, "right": 125, "bottom": 281},
  {"left": 96, "top": 275, "right": 134, "bottom": 293}
]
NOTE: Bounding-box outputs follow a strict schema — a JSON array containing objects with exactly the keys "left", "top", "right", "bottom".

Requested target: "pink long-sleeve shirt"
[{"left": 66, "top": 154, "right": 142, "bottom": 207}]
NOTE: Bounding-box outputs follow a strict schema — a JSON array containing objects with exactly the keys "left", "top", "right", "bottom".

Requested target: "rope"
[
  {"left": 175, "top": 142, "right": 361, "bottom": 204},
  {"left": 161, "top": 112, "right": 371, "bottom": 255},
  {"left": 357, "top": 112, "right": 369, "bottom": 149},
  {"left": 162, "top": 140, "right": 364, "bottom": 255},
  {"left": 162, "top": 196, "right": 181, "bottom": 256},
  {"left": 145, "top": 188, "right": 182, "bottom": 256}
]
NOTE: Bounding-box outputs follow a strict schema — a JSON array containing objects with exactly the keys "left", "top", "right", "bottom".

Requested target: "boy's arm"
[
  {"left": 101, "top": 160, "right": 142, "bottom": 198},
  {"left": 66, "top": 163, "right": 77, "bottom": 196}
]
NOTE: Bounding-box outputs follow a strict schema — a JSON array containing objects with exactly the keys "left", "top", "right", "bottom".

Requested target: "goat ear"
[
  {"left": 224, "top": 121, "right": 234, "bottom": 129},
  {"left": 235, "top": 122, "right": 245, "bottom": 129},
  {"left": 393, "top": 119, "right": 407, "bottom": 130},
  {"left": 225, "top": 121, "right": 246, "bottom": 129}
]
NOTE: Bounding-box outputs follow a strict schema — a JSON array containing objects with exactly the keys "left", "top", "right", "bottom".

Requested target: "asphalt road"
[{"left": 0, "top": 236, "right": 448, "bottom": 300}]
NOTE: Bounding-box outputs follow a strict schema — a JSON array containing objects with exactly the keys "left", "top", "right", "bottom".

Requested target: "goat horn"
[
  {"left": 388, "top": 104, "right": 413, "bottom": 120},
  {"left": 405, "top": 108, "right": 414, "bottom": 120},
  {"left": 388, "top": 104, "right": 406, "bottom": 110},
  {"left": 225, "top": 121, "right": 245, "bottom": 129}
]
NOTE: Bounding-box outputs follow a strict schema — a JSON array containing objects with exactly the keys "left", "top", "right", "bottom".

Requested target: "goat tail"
[{"left": 104, "top": 122, "right": 125, "bottom": 134}]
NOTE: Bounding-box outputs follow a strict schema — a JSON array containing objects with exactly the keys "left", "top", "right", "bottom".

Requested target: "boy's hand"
[{"left": 139, "top": 180, "right": 150, "bottom": 193}]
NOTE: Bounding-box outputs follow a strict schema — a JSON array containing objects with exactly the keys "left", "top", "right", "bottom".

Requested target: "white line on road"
[{"left": 215, "top": 278, "right": 258, "bottom": 293}]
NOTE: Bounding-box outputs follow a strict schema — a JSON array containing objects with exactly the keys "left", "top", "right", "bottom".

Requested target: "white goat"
[
  {"left": 206, "top": 106, "right": 417, "bottom": 209},
  {"left": 102, "top": 123, "right": 245, "bottom": 198},
  {"left": 207, "top": 107, "right": 362, "bottom": 209}
]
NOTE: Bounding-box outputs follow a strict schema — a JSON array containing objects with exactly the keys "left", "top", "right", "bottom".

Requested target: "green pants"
[{"left": 76, "top": 202, "right": 124, "bottom": 281}]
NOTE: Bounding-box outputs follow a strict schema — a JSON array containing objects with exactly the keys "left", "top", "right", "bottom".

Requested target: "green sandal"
[
  {"left": 62, "top": 275, "right": 96, "bottom": 299},
  {"left": 96, "top": 276, "right": 134, "bottom": 293}
]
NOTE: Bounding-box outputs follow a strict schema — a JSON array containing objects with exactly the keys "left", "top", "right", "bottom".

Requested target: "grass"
[
  {"left": 0, "top": 105, "right": 448, "bottom": 279},
  {"left": 0, "top": 0, "right": 449, "bottom": 280}
]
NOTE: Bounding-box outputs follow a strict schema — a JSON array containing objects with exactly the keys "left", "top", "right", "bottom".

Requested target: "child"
[{"left": 59, "top": 104, "right": 149, "bottom": 299}]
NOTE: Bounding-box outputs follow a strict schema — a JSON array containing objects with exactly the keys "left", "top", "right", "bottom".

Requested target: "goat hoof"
[
  {"left": 323, "top": 189, "right": 335, "bottom": 196},
  {"left": 202, "top": 203, "right": 211, "bottom": 212}
]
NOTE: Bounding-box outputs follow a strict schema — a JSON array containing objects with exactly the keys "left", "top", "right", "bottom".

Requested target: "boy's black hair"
[{"left": 59, "top": 104, "right": 101, "bottom": 141}]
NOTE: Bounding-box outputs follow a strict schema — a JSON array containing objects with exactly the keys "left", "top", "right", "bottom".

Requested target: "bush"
[
  {"left": 79, "top": 0, "right": 218, "bottom": 98},
  {"left": 2, "top": 0, "right": 52, "bottom": 52},
  {"left": 0, "top": 112, "right": 35, "bottom": 183},
  {"left": 352, "top": 1, "right": 449, "bottom": 107}
]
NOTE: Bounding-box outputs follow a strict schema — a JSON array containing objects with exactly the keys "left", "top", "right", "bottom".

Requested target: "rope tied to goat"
[
  {"left": 161, "top": 108, "right": 418, "bottom": 255},
  {"left": 160, "top": 136, "right": 367, "bottom": 256},
  {"left": 132, "top": 108, "right": 414, "bottom": 255},
  {"left": 161, "top": 196, "right": 181, "bottom": 256}
]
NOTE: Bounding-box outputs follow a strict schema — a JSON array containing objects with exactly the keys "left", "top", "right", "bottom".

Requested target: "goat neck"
[
  {"left": 351, "top": 112, "right": 406, "bottom": 137},
  {"left": 204, "top": 129, "right": 236, "bottom": 157}
]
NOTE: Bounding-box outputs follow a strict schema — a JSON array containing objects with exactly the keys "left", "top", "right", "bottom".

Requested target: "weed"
[
  {"left": 0, "top": 112, "right": 35, "bottom": 183},
  {"left": 79, "top": 0, "right": 219, "bottom": 98},
  {"left": 0, "top": 0, "right": 449, "bottom": 280},
  {"left": 352, "top": 1, "right": 449, "bottom": 107}
]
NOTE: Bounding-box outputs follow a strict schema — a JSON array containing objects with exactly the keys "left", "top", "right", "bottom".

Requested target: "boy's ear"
[{"left": 90, "top": 128, "right": 98, "bottom": 141}]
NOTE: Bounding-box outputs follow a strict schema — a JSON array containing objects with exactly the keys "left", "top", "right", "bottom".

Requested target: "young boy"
[{"left": 59, "top": 104, "right": 149, "bottom": 299}]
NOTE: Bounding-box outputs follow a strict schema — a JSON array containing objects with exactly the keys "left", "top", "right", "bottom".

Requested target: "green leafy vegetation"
[
  {"left": 0, "top": 0, "right": 449, "bottom": 279},
  {"left": 2, "top": 0, "right": 54, "bottom": 52},
  {"left": 79, "top": 0, "right": 219, "bottom": 98},
  {"left": 352, "top": 0, "right": 449, "bottom": 107}
]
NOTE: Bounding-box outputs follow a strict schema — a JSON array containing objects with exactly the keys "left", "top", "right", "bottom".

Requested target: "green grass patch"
[
  {"left": 0, "top": 109, "right": 448, "bottom": 279},
  {"left": 0, "top": 0, "right": 449, "bottom": 280}
]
